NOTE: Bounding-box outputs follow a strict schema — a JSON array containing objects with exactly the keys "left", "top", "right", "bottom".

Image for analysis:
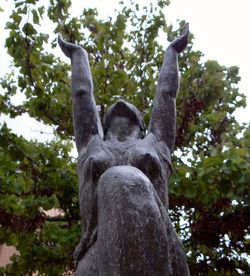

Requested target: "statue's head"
[{"left": 103, "top": 99, "right": 146, "bottom": 141}]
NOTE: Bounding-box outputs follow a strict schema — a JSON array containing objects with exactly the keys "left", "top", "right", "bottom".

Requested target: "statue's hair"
[{"left": 103, "top": 100, "right": 146, "bottom": 139}]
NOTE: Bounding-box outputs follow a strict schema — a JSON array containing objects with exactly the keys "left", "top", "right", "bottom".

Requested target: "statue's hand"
[
  {"left": 169, "top": 23, "right": 189, "bottom": 53},
  {"left": 58, "top": 34, "right": 83, "bottom": 58}
]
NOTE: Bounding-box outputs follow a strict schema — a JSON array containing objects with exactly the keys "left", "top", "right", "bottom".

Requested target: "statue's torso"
[
  {"left": 78, "top": 132, "right": 172, "bottom": 206},
  {"left": 76, "top": 132, "right": 172, "bottom": 257}
]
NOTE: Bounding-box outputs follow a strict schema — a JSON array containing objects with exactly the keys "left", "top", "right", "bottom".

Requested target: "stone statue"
[{"left": 58, "top": 24, "right": 190, "bottom": 276}]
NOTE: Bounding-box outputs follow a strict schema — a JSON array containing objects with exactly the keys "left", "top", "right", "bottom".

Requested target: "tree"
[{"left": 0, "top": 0, "right": 249, "bottom": 274}]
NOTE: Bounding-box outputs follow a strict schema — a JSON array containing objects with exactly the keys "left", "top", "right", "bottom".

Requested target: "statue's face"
[
  {"left": 103, "top": 100, "right": 143, "bottom": 142},
  {"left": 105, "top": 116, "right": 141, "bottom": 142}
]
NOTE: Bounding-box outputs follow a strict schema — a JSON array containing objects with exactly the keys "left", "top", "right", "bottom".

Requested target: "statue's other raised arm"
[
  {"left": 148, "top": 25, "right": 189, "bottom": 153},
  {"left": 58, "top": 35, "right": 103, "bottom": 153}
]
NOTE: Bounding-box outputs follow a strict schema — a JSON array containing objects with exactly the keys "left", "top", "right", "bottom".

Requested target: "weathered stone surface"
[{"left": 58, "top": 24, "right": 190, "bottom": 275}]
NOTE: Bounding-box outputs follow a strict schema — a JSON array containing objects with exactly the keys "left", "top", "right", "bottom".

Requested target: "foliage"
[{"left": 0, "top": 0, "right": 249, "bottom": 274}]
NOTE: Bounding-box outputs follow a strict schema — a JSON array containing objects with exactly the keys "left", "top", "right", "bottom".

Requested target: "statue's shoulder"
[
  {"left": 145, "top": 132, "right": 172, "bottom": 167},
  {"left": 77, "top": 135, "right": 104, "bottom": 164}
]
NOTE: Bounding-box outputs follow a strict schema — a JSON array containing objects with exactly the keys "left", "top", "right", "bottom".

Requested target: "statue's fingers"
[
  {"left": 58, "top": 34, "right": 65, "bottom": 48},
  {"left": 183, "top": 23, "right": 189, "bottom": 37},
  {"left": 179, "top": 24, "right": 189, "bottom": 44}
]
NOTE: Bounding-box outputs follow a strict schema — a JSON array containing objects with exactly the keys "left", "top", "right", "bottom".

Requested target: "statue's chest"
[
  {"left": 78, "top": 135, "right": 167, "bottom": 185},
  {"left": 105, "top": 141, "right": 134, "bottom": 166}
]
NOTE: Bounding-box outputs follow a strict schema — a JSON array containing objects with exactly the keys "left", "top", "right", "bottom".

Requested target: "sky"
[{"left": 1, "top": 0, "right": 250, "bottom": 142}]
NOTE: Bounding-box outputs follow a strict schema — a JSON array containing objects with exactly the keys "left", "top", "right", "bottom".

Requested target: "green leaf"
[
  {"left": 184, "top": 185, "right": 197, "bottom": 199},
  {"left": 22, "top": 22, "right": 37, "bottom": 35},
  {"left": 15, "top": 1, "right": 26, "bottom": 8},
  {"left": 32, "top": 9, "right": 40, "bottom": 25}
]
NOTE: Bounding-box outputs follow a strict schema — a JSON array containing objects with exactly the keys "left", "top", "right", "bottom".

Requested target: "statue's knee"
[{"left": 98, "top": 165, "right": 151, "bottom": 200}]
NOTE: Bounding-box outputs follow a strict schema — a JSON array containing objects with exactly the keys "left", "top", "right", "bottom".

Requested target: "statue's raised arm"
[
  {"left": 148, "top": 24, "right": 189, "bottom": 153},
  {"left": 58, "top": 35, "right": 103, "bottom": 153}
]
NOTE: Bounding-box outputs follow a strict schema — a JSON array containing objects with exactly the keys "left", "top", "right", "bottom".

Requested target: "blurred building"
[{"left": 0, "top": 244, "right": 18, "bottom": 267}]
